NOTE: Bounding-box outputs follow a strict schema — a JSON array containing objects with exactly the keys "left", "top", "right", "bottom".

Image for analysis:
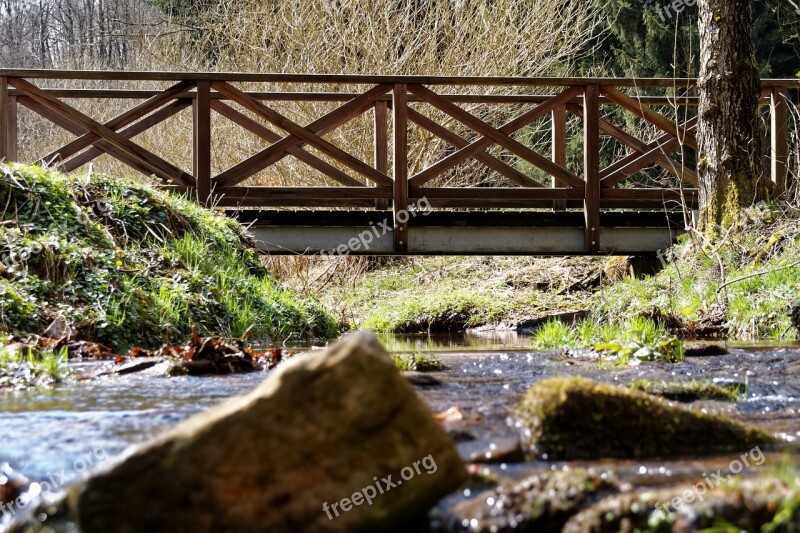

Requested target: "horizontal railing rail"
[{"left": 0, "top": 70, "right": 794, "bottom": 253}]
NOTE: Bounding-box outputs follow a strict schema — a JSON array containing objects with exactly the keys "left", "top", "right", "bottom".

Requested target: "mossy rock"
[
  {"left": 627, "top": 379, "right": 744, "bottom": 402},
  {"left": 514, "top": 377, "right": 774, "bottom": 460}
]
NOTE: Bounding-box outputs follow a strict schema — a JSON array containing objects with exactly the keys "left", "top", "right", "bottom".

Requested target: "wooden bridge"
[{"left": 0, "top": 71, "right": 792, "bottom": 255}]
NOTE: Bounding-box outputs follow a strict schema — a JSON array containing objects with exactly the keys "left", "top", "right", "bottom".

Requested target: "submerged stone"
[
  {"left": 515, "top": 377, "right": 774, "bottom": 460},
  {"left": 439, "top": 468, "right": 619, "bottom": 532},
  {"left": 562, "top": 476, "right": 799, "bottom": 532},
  {"left": 17, "top": 333, "right": 466, "bottom": 532}
]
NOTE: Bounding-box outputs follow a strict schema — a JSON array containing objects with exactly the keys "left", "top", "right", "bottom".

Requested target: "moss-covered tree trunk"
[{"left": 697, "top": 0, "right": 765, "bottom": 235}]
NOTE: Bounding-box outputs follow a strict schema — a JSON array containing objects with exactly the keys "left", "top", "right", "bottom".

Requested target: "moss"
[
  {"left": 0, "top": 163, "right": 337, "bottom": 350},
  {"left": 627, "top": 379, "right": 744, "bottom": 402},
  {"left": 514, "top": 377, "right": 774, "bottom": 460}
]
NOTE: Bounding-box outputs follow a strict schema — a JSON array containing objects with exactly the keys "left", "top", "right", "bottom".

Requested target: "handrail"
[
  {"left": 0, "top": 69, "right": 798, "bottom": 88},
  {"left": 0, "top": 71, "right": 792, "bottom": 253}
]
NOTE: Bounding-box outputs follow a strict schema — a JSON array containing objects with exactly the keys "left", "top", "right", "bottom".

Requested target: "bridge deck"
[{"left": 236, "top": 210, "right": 686, "bottom": 255}]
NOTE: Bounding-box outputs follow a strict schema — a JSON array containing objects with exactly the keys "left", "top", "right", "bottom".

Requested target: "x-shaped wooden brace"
[
  {"left": 407, "top": 85, "right": 584, "bottom": 188},
  {"left": 566, "top": 103, "right": 698, "bottom": 186},
  {"left": 10, "top": 78, "right": 195, "bottom": 186},
  {"left": 212, "top": 82, "right": 393, "bottom": 188}
]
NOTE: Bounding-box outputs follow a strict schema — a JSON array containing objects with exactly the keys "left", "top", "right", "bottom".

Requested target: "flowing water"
[{"left": 1, "top": 332, "right": 800, "bottom": 527}]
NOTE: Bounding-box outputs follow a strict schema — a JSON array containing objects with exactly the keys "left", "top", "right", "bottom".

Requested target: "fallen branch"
[{"left": 716, "top": 259, "right": 800, "bottom": 294}]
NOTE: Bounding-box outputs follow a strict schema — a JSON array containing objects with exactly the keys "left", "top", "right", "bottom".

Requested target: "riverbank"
[
  {"left": 304, "top": 203, "right": 800, "bottom": 342},
  {"left": 0, "top": 164, "right": 336, "bottom": 385}
]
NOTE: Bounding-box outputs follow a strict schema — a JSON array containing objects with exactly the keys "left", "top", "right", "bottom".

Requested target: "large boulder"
[
  {"left": 27, "top": 332, "right": 466, "bottom": 532},
  {"left": 515, "top": 377, "right": 774, "bottom": 460}
]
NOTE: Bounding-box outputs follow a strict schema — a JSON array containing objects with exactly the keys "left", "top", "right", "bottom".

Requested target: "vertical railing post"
[
  {"left": 583, "top": 84, "right": 600, "bottom": 254},
  {"left": 770, "top": 86, "right": 789, "bottom": 197},
  {"left": 374, "top": 99, "right": 389, "bottom": 210},
  {"left": 193, "top": 80, "right": 212, "bottom": 206},
  {"left": 552, "top": 104, "right": 567, "bottom": 211},
  {"left": 0, "top": 77, "right": 9, "bottom": 161},
  {"left": 392, "top": 83, "right": 409, "bottom": 252},
  {"left": 8, "top": 95, "right": 17, "bottom": 162}
]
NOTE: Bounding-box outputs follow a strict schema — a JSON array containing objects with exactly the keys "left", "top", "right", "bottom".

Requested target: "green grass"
[
  {"left": 391, "top": 353, "right": 446, "bottom": 372},
  {"left": 0, "top": 164, "right": 337, "bottom": 350},
  {"left": 593, "top": 203, "right": 800, "bottom": 341},
  {"left": 0, "top": 340, "right": 68, "bottom": 386},
  {"left": 533, "top": 316, "right": 685, "bottom": 365}
]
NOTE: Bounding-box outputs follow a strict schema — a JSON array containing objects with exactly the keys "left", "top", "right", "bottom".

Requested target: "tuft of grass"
[
  {"left": 533, "top": 316, "right": 684, "bottom": 365},
  {"left": 0, "top": 340, "right": 68, "bottom": 387},
  {"left": 392, "top": 353, "right": 445, "bottom": 372}
]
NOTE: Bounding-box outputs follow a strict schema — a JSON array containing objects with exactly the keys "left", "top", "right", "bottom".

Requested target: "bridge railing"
[{"left": 0, "top": 71, "right": 793, "bottom": 253}]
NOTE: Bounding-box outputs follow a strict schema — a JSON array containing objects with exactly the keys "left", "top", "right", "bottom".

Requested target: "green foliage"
[
  {"left": 0, "top": 341, "right": 68, "bottom": 385},
  {"left": 595, "top": 203, "right": 800, "bottom": 341},
  {"left": 391, "top": 353, "right": 445, "bottom": 372},
  {"left": 533, "top": 316, "right": 684, "bottom": 364},
  {"left": 0, "top": 164, "right": 337, "bottom": 350}
]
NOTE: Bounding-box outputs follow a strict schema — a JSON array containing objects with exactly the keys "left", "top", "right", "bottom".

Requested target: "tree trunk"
[{"left": 697, "top": 0, "right": 765, "bottom": 235}]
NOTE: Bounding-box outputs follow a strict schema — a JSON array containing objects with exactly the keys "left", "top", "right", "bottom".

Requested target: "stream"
[{"left": 1, "top": 331, "right": 800, "bottom": 529}]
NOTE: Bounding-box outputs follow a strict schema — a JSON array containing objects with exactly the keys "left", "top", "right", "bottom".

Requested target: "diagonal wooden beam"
[
  {"left": 408, "top": 85, "right": 584, "bottom": 187},
  {"left": 407, "top": 107, "right": 544, "bottom": 187},
  {"left": 213, "top": 81, "right": 392, "bottom": 187},
  {"left": 44, "top": 79, "right": 195, "bottom": 164},
  {"left": 210, "top": 100, "right": 365, "bottom": 187},
  {"left": 10, "top": 77, "right": 193, "bottom": 186},
  {"left": 63, "top": 99, "right": 192, "bottom": 171},
  {"left": 18, "top": 95, "right": 173, "bottom": 179},
  {"left": 567, "top": 104, "right": 698, "bottom": 186},
  {"left": 600, "top": 86, "right": 698, "bottom": 149},
  {"left": 600, "top": 123, "right": 698, "bottom": 187}
]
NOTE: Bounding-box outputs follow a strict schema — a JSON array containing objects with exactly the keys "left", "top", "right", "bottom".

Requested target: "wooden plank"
[
  {"left": 771, "top": 88, "right": 789, "bottom": 196},
  {"left": 0, "top": 69, "right": 712, "bottom": 87},
  {"left": 551, "top": 105, "right": 568, "bottom": 209},
  {"left": 407, "top": 107, "right": 544, "bottom": 187},
  {"left": 212, "top": 186, "right": 388, "bottom": 199},
  {"left": 583, "top": 85, "right": 600, "bottom": 253},
  {"left": 601, "top": 188, "right": 699, "bottom": 201},
  {"left": 409, "top": 85, "right": 583, "bottom": 187},
  {"left": 7, "top": 95, "right": 17, "bottom": 161},
  {"left": 64, "top": 100, "right": 191, "bottom": 170},
  {"left": 374, "top": 100, "right": 390, "bottom": 209},
  {"left": 393, "top": 83, "right": 409, "bottom": 252},
  {"left": 213, "top": 81, "right": 392, "bottom": 187},
  {"left": 601, "top": 86, "right": 698, "bottom": 149},
  {"left": 18, "top": 95, "right": 168, "bottom": 178},
  {"left": 567, "top": 104, "right": 698, "bottom": 185},
  {"left": 411, "top": 187, "right": 582, "bottom": 200},
  {"left": 194, "top": 80, "right": 212, "bottom": 205},
  {"left": 43, "top": 79, "right": 195, "bottom": 163},
  {"left": 6, "top": 88, "right": 702, "bottom": 106},
  {"left": 210, "top": 100, "right": 364, "bottom": 187},
  {"left": 0, "top": 78, "right": 8, "bottom": 160},
  {"left": 10, "top": 77, "right": 194, "bottom": 185}
]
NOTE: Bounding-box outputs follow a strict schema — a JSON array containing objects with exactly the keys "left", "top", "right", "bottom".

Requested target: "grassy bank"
[
  {"left": 593, "top": 203, "right": 800, "bottom": 341},
  {"left": 303, "top": 203, "right": 799, "bottom": 343},
  {"left": 306, "top": 255, "right": 603, "bottom": 333},
  {"left": 0, "top": 164, "right": 337, "bottom": 352}
]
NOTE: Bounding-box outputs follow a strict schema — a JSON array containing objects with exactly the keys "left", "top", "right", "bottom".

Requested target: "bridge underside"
[{"left": 234, "top": 211, "right": 686, "bottom": 256}]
